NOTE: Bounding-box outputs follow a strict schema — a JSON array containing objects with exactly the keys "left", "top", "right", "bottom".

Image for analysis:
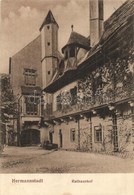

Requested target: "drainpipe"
[
  {"left": 129, "top": 101, "right": 134, "bottom": 143},
  {"left": 17, "top": 95, "right": 23, "bottom": 146},
  {"left": 78, "top": 119, "right": 80, "bottom": 150},
  {"left": 132, "top": 106, "right": 134, "bottom": 143},
  {"left": 89, "top": 115, "right": 93, "bottom": 150}
]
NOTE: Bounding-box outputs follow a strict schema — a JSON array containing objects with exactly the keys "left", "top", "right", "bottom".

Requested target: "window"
[
  {"left": 70, "top": 86, "right": 77, "bottom": 105},
  {"left": 70, "top": 47, "right": 75, "bottom": 57},
  {"left": 47, "top": 26, "right": 50, "bottom": 30},
  {"left": 94, "top": 125, "right": 102, "bottom": 142},
  {"left": 24, "top": 69, "right": 36, "bottom": 86},
  {"left": 48, "top": 71, "right": 51, "bottom": 75},
  {"left": 56, "top": 94, "right": 62, "bottom": 111},
  {"left": 47, "top": 42, "right": 50, "bottom": 46},
  {"left": 65, "top": 50, "right": 68, "bottom": 59},
  {"left": 70, "top": 128, "right": 75, "bottom": 142},
  {"left": 25, "top": 97, "right": 38, "bottom": 115}
]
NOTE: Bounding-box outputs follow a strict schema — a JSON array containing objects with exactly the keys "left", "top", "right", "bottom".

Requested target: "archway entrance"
[{"left": 21, "top": 129, "right": 40, "bottom": 146}]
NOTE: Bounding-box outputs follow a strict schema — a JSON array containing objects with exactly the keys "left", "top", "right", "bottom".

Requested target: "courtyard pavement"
[{"left": 0, "top": 146, "right": 134, "bottom": 173}]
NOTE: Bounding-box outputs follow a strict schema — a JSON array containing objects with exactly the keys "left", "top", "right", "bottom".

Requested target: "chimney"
[{"left": 89, "top": 0, "right": 104, "bottom": 47}]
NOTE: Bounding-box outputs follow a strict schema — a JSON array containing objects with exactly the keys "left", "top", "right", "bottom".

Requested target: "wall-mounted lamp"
[
  {"left": 53, "top": 120, "right": 57, "bottom": 125},
  {"left": 92, "top": 109, "right": 97, "bottom": 115},
  {"left": 115, "top": 110, "right": 121, "bottom": 116},
  {"left": 44, "top": 122, "right": 50, "bottom": 126},
  {"left": 53, "top": 120, "right": 59, "bottom": 125},
  {"left": 109, "top": 106, "right": 115, "bottom": 111},
  {"left": 80, "top": 114, "right": 84, "bottom": 118},
  {"left": 128, "top": 101, "right": 134, "bottom": 107},
  {"left": 108, "top": 103, "right": 115, "bottom": 111}
]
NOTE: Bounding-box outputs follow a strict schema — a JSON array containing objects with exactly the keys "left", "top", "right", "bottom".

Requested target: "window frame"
[
  {"left": 70, "top": 128, "right": 76, "bottom": 142},
  {"left": 25, "top": 96, "right": 38, "bottom": 115},
  {"left": 70, "top": 46, "right": 75, "bottom": 58},
  {"left": 24, "top": 68, "right": 37, "bottom": 86},
  {"left": 94, "top": 125, "right": 102, "bottom": 143}
]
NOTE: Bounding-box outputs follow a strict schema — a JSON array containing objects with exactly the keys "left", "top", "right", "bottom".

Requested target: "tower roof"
[
  {"left": 39, "top": 10, "right": 59, "bottom": 31},
  {"left": 62, "top": 31, "right": 90, "bottom": 53}
]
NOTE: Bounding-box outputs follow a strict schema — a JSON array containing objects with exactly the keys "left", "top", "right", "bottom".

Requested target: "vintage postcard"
[{"left": 0, "top": 0, "right": 134, "bottom": 194}]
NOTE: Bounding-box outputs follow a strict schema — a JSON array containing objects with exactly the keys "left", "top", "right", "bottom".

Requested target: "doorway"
[
  {"left": 49, "top": 131, "right": 53, "bottom": 144},
  {"left": 21, "top": 129, "right": 40, "bottom": 146}
]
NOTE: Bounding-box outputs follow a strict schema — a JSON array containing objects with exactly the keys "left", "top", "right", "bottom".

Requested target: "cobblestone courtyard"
[{"left": 0, "top": 146, "right": 134, "bottom": 173}]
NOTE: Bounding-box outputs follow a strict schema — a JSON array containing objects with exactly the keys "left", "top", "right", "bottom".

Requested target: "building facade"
[
  {"left": 9, "top": 11, "right": 61, "bottom": 146},
  {"left": 9, "top": 0, "right": 134, "bottom": 152},
  {"left": 41, "top": 0, "right": 134, "bottom": 152},
  {"left": 10, "top": 35, "right": 43, "bottom": 146}
]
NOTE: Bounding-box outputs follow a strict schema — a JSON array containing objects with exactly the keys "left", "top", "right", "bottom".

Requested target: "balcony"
[
  {"left": 44, "top": 52, "right": 134, "bottom": 120},
  {"left": 44, "top": 85, "right": 133, "bottom": 120}
]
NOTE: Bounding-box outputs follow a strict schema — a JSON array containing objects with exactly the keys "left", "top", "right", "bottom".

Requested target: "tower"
[
  {"left": 89, "top": 0, "right": 104, "bottom": 47},
  {"left": 40, "top": 10, "right": 59, "bottom": 88}
]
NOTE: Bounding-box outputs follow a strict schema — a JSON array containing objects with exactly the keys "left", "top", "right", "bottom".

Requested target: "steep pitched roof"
[
  {"left": 39, "top": 10, "right": 59, "bottom": 31},
  {"left": 62, "top": 31, "right": 90, "bottom": 52},
  {"left": 80, "top": 0, "right": 134, "bottom": 62},
  {"left": 100, "top": 0, "right": 134, "bottom": 44},
  {"left": 43, "top": 0, "right": 133, "bottom": 93}
]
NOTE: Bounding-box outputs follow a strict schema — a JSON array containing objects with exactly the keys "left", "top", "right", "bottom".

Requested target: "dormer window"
[
  {"left": 70, "top": 47, "right": 75, "bottom": 57},
  {"left": 65, "top": 50, "right": 68, "bottom": 59},
  {"left": 64, "top": 46, "right": 75, "bottom": 59}
]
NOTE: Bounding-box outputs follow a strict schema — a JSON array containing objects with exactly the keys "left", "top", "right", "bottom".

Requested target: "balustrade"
[{"left": 44, "top": 51, "right": 134, "bottom": 119}]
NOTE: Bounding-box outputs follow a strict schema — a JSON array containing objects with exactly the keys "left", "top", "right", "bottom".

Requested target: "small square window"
[
  {"left": 48, "top": 71, "right": 50, "bottom": 75},
  {"left": 47, "top": 42, "right": 50, "bottom": 46}
]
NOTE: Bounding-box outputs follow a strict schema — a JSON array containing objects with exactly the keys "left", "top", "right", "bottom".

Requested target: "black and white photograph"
[{"left": 0, "top": 0, "right": 134, "bottom": 194}]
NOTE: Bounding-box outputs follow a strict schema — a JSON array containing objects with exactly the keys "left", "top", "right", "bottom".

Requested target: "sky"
[{"left": 0, "top": 0, "right": 126, "bottom": 74}]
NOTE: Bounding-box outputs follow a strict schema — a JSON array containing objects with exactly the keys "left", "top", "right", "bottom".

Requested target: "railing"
[{"left": 43, "top": 86, "right": 133, "bottom": 120}]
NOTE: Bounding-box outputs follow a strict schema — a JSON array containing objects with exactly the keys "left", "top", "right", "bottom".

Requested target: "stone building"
[
  {"left": 9, "top": 0, "right": 134, "bottom": 151},
  {"left": 9, "top": 35, "right": 43, "bottom": 145},
  {"left": 41, "top": 0, "right": 134, "bottom": 152},
  {"left": 9, "top": 10, "right": 61, "bottom": 146}
]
